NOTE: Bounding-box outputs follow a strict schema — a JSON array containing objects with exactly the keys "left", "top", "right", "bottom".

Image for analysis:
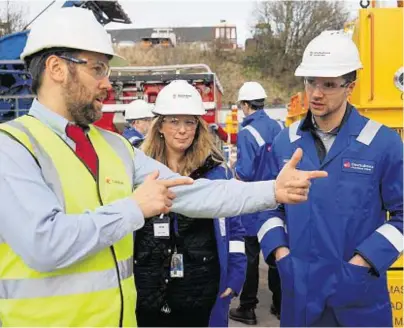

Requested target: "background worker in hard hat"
[
  {"left": 0, "top": 7, "right": 329, "bottom": 327},
  {"left": 229, "top": 82, "right": 283, "bottom": 325},
  {"left": 258, "top": 30, "right": 403, "bottom": 327},
  {"left": 123, "top": 99, "right": 155, "bottom": 147},
  {"left": 135, "top": 80, "right": 247, "bottom": 327}
]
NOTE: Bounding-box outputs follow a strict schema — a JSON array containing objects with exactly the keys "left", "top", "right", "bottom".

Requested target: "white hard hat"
[
  {"left": 295, "top": 30, "right": 362, "bottom": 77},
  {"left": 101, "top": 103, "right": 126, "bottom": 113},
  {"left": 237, "top": 82, "right": 267, "bottom": 102},
  {"left": 21, "top": 7, "right": 122, "bottom": 61},
  {"left": 153, "top": 80, "right": 206, "bottom": 116},
  {"left": 125, "top": 99, "right": 155, "bottom": 120}
]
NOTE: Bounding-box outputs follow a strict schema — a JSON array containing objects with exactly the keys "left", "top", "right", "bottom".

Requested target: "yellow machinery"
[
  {"left": 286, "top": 1, "right": 403, "bottom": 326},
  {"left": 224, "top": 105, "right": 239, "bottom": 136},
  {"left": 350, "top": 3, "right": 403, "bottom": 137}
]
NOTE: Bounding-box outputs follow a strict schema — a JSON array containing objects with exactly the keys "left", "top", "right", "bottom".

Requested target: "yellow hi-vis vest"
[{"left": 0, "top": 115, "right": 137, "bottom": 327}]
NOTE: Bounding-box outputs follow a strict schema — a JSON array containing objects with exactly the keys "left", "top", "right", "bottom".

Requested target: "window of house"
[
  {"left": 220, "top": 27, "right": 225, "bottom": 38},
  {"left": 231, "top": 28, "right": 236, "bottom": 40},
  {"left": 226, "top": 28, "right": 231, "bottom": 39},
  {"left": 215, "top": 28, "right": 220, "bottom": 39}
]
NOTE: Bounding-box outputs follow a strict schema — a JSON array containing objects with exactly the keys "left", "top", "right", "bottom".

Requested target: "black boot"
[
  {"left": 270, "top": 304, "right": 280, "bottom": 320},
  {"left": 229, "top": 306, "right": 257, "bottom": 325}
]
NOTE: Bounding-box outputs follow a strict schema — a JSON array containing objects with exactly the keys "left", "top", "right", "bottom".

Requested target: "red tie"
[{"left": 65, "top": 124, "right": 98, "bottom": 176}]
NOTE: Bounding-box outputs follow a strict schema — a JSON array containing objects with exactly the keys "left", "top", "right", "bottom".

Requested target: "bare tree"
[
  {"left": 246, "top": 0, "right": 350, "bottom": 88},
  {"left": 0, "top": 0, "right": 27, "bottom": 36}
]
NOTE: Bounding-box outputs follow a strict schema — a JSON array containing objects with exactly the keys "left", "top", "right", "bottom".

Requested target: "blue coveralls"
[
  {"left": 258, "top": 106, "right": 403, "bottom": 327},
  {"left": 234, "top": 110, "right": 284, "bottom": 312},
  {"left": 122, "top": 127, "right": 144, "bottom": 147},
  {"left": 235, "top": 110, "right": 284, "bottom": 235},
  {"left": 205, "top": 165, "right": 248, "bottom": 327}
]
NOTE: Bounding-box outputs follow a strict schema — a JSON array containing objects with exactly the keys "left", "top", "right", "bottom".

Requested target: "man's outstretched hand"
[
  {"left": 275, "top": 148, "right": 328, "bottom": 204},
  {"left": 132, "top": 170, "right": 194, "bottom": 217}
]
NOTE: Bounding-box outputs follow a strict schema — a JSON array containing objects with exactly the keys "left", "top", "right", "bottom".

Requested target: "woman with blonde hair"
[{"left": 134, "top": 80, "right": 247, "bottom": 327}]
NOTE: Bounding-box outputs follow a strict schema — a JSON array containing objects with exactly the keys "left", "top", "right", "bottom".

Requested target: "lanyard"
[{"left": 173, "top": 213, "right": 179, "bottom": 236}]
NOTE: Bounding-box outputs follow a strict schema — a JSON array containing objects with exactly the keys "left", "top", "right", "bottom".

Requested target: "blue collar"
[
  {"left": 28, "top": 99, "right": 71, "bottom": 140},
  {"left": 241, "top": 110, "right": 266, "bottom": 127}
]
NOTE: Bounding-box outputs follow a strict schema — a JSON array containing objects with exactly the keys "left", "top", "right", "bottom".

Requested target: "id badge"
[
  {"left": 170, "top": 253, "right": 184, "bottom": 278},
  {"left": 153, "top": 214, "right": 170, "bottom": 239}
]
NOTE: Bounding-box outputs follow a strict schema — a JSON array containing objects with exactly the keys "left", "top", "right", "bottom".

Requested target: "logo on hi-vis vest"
[
  {"left": 342, "top": 158, "right": 375, "bottom": 174},
  {"left": 105, "top": 177, "right": 124, "bottom": 185}
]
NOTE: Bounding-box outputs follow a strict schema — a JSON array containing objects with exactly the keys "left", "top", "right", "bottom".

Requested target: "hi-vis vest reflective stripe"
[{"left": 0, "top": 115, "right": 137, "bottom": 327}]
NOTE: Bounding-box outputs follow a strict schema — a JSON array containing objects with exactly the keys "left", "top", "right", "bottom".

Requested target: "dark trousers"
[
  {"left": 239, "top": 236, "right": 281, "bottom": 311},
  {"left": 137, "top": 309, "right": 211, "bottom": 327},
  {"left": 268, "top": 263, "right": 282, "bottom": 312}
]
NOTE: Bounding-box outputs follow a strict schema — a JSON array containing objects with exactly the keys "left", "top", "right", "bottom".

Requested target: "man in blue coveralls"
[
  {"left": 123, "top": 99, "right": 154, "bottom": 147},
  {"left": 258, "top": 30, "right": 403, "bottom": 327},
  {"left": 229, "top": 82, "right": 284, "bottom": 325}
]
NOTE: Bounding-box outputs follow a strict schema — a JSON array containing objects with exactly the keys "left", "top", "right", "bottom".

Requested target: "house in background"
[{"left": 108, "top": 20, "right": 238, "bottom": 50}]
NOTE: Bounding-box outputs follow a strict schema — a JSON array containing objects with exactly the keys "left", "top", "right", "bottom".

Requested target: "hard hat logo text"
[
  {"left": 309, "top": 51, "right": 331, "bottom": 57},
  {"left": 173, "top": 94, "right": 192, "bottom": 99}
]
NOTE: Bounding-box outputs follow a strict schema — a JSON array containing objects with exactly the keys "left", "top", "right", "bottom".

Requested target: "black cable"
[{"left": 23, "top": 0, "right": 56, "bottom": 30}]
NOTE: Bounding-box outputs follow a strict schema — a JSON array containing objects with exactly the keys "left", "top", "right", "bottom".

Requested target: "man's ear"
[
  {"left": 45, "top": 55, "right": 68, "bottom": 84},
  {"left": 347, "top": 81, "right": 356, "bottom": 96}
]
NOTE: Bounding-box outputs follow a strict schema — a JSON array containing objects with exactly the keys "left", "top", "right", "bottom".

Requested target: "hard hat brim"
[
  {"left": 125, "top": 113, "right": 155, "bottom": 120},
  {"left": 21, "top": 45, "right": 125, "bottom": 62},
  {"left": 152, "top": 109, "right": 206, "bottom": 116},
  {"left": 295, "top": 64, "right": 363, "bottom": 77}
]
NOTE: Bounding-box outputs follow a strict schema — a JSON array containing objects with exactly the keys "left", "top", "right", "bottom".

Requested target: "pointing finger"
[{"left": 159, "top": 177, "right": 194, "bottom": 188}]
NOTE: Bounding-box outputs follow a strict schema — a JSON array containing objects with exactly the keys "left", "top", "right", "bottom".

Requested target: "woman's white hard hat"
[{"left": 153, "top": 80, "right": 206, "bottom": 116}]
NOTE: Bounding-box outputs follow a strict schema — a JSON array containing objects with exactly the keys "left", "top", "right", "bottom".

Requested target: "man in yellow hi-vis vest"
[{"left": 0, "top": 7, "right": 328, "bottom": 327}]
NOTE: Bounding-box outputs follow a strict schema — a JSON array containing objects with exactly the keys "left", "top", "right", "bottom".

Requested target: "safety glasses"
[
  {"left": 58, "top": 55, "right": 111, "bottom": 80},
  {"left": 304, "top": 77, "right": 352, "bottom": 95},
  {"left": 162, "top": 117, "right": 198, "bottom": 131}
]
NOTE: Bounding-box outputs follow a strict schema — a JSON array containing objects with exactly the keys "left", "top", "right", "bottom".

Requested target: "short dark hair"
[
  {"left": 342, "top": 71, "right": 357, "bottom": 84},
  {"left": 242, "top": 98, "right": 265, "bottom": 110},
  {"left": 26, "top": 48, "right": 79, "bottom": 94}
]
